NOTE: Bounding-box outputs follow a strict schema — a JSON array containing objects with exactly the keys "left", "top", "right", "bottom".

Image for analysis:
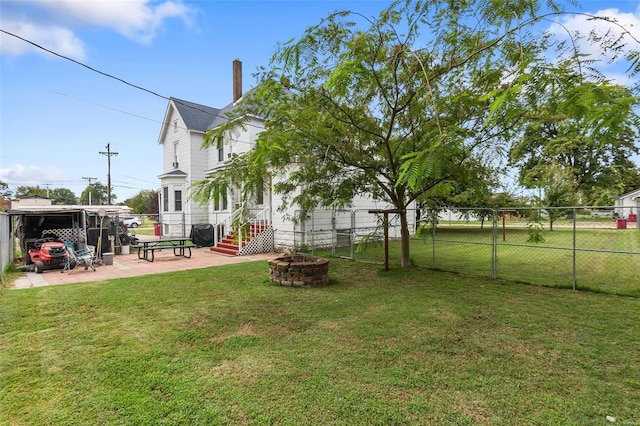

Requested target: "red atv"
[{"left": 28, "top": 235, "right": 67, "bottom": 274}]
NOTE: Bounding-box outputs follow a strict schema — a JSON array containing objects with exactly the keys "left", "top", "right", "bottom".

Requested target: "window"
[
  {"left": 173, "top": 120, "right": 178, "bottom": 133},
  {"left": 174, "top": 190, "right": 182, "bottom": 211},
  {"left": 163, "top": 187, "right": 169, "bottom": 212},
  {"left": 256, "top": 178, "right": 264, "bottom": 205},
  {"left": 213, "top": 184, "right": 228, "bottom": 211},
  {"left": 222, "top": 186, "right": 228, "bottom": 210},
  {"left": 218, "top": 145, "right": 224, "bottom": 162},
  {"left": 173, "top": 142, "right": 179, "bottom": 166}
]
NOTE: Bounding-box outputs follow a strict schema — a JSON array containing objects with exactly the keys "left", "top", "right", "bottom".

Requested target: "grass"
[
  {"left": 344, "top": 226, "right": 640, "bottom": 297},
  {"left": 1, "top": 259, "right": 639, "bottom": 425}
]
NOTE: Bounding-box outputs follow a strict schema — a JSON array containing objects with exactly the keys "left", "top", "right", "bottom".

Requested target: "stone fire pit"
[{"left": 268, "top": 254, "right": 329, "bottom": 287}]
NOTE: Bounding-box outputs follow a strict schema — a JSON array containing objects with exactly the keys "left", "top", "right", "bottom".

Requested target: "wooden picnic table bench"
[{"left": 134, "top": 238, "right": 192, "bottom": 262}]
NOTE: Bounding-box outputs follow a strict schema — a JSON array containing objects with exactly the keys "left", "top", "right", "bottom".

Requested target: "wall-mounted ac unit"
[{"left": 172, "top": 162, "right": 179, "bottom": 168}]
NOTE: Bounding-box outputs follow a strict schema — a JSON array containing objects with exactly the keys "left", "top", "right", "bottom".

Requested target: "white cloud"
[
  {"left": 548, "top": 7, "right": 640, "bottom": 61},
  {"left": 0, "top": 20, "right": 86, "bottom": 60},
  {"left": 0, "top": 164, "right": 65, "bottom": 187},
  {"left": 0, "top": 0, "right": 194, "bottom": 59},
  {"left": 545, "top": 7, "right": 640, "bottom": 85},
  {"left": 34, "top": 0, "right": 194, "bottom": 44}
]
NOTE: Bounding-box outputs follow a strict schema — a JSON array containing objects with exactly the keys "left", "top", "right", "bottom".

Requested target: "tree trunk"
[{"left": 399, "top": 210, "right": 411, "bottom": 268}]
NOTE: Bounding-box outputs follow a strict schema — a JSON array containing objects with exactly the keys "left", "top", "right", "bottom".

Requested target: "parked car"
[{"left": 121, "top": 216, "right": 141, "bottom": 228}]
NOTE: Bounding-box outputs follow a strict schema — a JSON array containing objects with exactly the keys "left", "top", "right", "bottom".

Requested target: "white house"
[
  {"left": 157, "top": 60, "right": 414, "bottom": 255},
  {"left": 615, "top": 188, "right": 640, "bottom": 220}
]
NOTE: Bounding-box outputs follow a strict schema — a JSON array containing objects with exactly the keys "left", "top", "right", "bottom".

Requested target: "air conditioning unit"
[{"left": 172, "top": 162, "right": 179, "bottom": 169}]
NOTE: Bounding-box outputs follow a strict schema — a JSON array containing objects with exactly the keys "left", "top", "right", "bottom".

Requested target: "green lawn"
[
  {"left": 1, "top": 259, "right": 639, "bottom": 425},
  {"left": 344, "top": 226, "right": 640, "bottom": 297}
]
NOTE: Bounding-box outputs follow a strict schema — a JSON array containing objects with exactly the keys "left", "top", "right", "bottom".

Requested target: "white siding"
[{"left": 158, "top": 100, "right": 419, "bottom": 247}]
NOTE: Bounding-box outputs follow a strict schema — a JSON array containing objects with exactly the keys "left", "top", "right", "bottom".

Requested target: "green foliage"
[
  {"left": 201, "top": 0, "right": 566, "bottom": 267},
  {"left": 507, "top": 66, "right": 640, "bottom": 202},
  {"left": 537, "top": 163, "right": 578, "bottom": 230},
  {"left": 0, "top": 180, "right": 12, "bottom": 199},
  {"left": 79, "top": 182, "right": 113, "bottom": 205},
  {"left": 197, "top": 0, "right": 639, "bottom": 268},
  {"left": 49, "top": 188, "right": 77, "bottom": 205},
  {"left": 415, "top": 208, "right": 439, "bottom": 239},
  {"left": 354, "top": 232, "right": 384, "bottom": 255},
  {"left": 526, "top": 217, "right": 546, "bottom": 244},
  {"left": 11, "top": 186, "right": 78, "bottom": 205},
  {"left": 124, "top": 190, "right": 159, "bottom": 214},
  {"left": 14, "top": 185, "right": 47, "bottom": 199}
]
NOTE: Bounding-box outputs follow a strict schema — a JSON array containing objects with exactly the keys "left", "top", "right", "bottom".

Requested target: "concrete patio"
[{"left": 10, "top": 246, "right": 280, "bottom": 289}]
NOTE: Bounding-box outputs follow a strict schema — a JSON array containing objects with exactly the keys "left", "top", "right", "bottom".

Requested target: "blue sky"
[{"left": 1, "top": 0, "right": 639, "bottom": 202}]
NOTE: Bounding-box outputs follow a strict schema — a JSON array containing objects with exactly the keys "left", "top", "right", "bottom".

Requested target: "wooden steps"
[{"left": 209, "top": 222, "right": 268, "bottom": 256}]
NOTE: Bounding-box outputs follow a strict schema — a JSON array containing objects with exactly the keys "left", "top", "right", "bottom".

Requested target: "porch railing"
[
  {"left": 213, "top": 204, "right": 244, "bottom": 248},
  {"left": 213, "top": 205, "right": 271, "bottom": 251}
]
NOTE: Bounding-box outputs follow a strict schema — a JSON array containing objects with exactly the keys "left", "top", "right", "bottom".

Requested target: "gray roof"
[
  {"left": 171, "top": 97, "right": 220, "bottom": 132},
  {"left": 207, "top": 101, "right": 237, "bottom": 130},
  {"left": 206, "top": 86, "right": 265, "bottom": 130},
  {"left": 158, "top": 169, "right": 187, "bottom": 178}
]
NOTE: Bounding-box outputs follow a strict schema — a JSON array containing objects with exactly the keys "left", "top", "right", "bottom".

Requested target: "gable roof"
[
  {"left": 172, "top": 97, "right": 220, "bottom": 132},
  {"left": 618, "top": 187, "right": 640, "bottom": 200},
  {"left": 207, "top": 100, "right": 238, "bottom": 130},
  {"left": 206, "top": 87, "right": 266, "bottom": 131}
]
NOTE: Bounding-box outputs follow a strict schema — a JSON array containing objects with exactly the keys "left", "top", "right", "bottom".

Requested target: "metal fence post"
[
  {"left": 492, "top": 209, "right": 498, "bottom": 279},
  {"left": 310, "top": 210, "right": 315, "bottom": 255},
  {"left": 432, "top": 209, "right": 436, "bottom": 269},
  {"left": 350, "top": 210, "right": 356, "bottom": 260},
  {"left": 572, "top": 208, "right": 577, "bottom": 291},
  {"left": 331, "top": 210, "right": 336, "bottom": 258}
]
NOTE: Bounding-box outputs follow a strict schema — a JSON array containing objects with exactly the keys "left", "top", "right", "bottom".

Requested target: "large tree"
[
  {"left": 14, "top": 186, "right": 47, "bottom": 199},
  {"left": 539, "top": 163, "right": 579, "bottom": 230},
  {"left": 124, "top": 190, "right": 159, "bottom": 215},
  {"left": 50, "top": 187, "right": 78, "bottom": 205},
  {"left": 196, "top": 0, "right": 638, "bottom": 268},
  {"left": 508, "top": 64, "right": 640, "bottom": 204},
  {"left": 79, "top": 182, "right": 113, "bottom": 205},
  {"left": 0, "top": 181, "right": 12, "bottom": 199}
]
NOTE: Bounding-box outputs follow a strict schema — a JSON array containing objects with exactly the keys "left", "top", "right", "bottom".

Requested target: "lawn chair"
[
  {"left": 62, "top": 242, "right": 75, "bottom": 273},
  {"left": 65, "top": 243, "right": 96, "bottom": 274}
]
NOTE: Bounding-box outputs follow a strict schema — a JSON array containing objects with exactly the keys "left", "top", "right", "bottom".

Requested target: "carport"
[{"left": 8, "top": 208, "right": 111, "bottom": 267}]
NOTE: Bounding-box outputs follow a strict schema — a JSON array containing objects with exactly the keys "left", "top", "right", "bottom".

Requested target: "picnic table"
[{"left": 134, "top": 238, "right": 192, "bottom": 262}]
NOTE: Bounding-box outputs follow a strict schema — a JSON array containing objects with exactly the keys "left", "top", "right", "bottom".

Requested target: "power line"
[
  {"left": 50, "top": 90, "right": 164, "bottom": 125},
  {"left": 121, "top": 175, "right": 159, "bottom": 185},
  {"left": 1, "top": 29, "right": 168, "bottom": 99},
  {"left": 48, "top": 89, "right": 262, "bottom": 139},
  {"left": 0, "top": 28, "right": 259, "bottom": 128}
]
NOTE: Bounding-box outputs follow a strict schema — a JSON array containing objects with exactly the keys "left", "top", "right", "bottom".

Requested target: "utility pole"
[
  {"left": 99, "top": 143, "right": 118, "bottom": 205},
  {"left": 82, "top": 176, "right": 97, "bottom": 205},
  {"left": 42, "top": 183, "right": 51, "bottom": 198}
]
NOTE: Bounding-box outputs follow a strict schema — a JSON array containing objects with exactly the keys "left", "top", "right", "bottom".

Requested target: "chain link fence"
[
  {"left": 5, "top": 206, "right": 634, "bottom": 294},
  {"left": 292, "top": 206, "right": 640, "bottom": 296}
]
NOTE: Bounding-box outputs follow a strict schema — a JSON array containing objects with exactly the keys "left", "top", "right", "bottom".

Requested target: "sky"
[{"left": 1, "top": 0, "right": 639, "bottom": 203}]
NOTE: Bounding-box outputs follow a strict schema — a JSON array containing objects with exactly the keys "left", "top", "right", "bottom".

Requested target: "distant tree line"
[{"left": 0, "top": 180, "right": 158, "bottom": 215}]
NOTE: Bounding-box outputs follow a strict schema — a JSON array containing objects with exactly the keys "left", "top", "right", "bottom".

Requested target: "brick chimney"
[{"left": 233, "top": 59, "right": 242, "bottom": 102}]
